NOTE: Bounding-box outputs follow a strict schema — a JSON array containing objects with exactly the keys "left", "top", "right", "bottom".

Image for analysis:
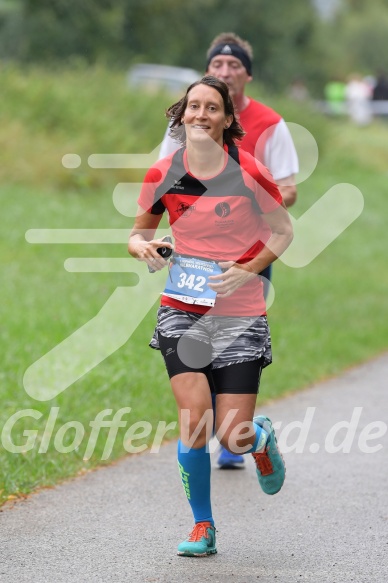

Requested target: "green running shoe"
[
  {"left": 252, "top": 415, "right": 285, "bottom": 495},
  {"left": 177, "top": 522, "right": 217, "bottom": 557}
]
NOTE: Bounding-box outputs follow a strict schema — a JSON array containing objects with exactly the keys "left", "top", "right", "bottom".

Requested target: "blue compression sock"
[{"left": 177, "top": 440, "right": 214, "bottom": 525}]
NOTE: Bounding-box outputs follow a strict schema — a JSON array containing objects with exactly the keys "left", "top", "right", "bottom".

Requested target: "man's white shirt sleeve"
[
  {"left": 158, "top": 124, "right": 181, "bottom": 159},
  {"left": 264, "top": 119, "right": 299, "bottom": 181}
]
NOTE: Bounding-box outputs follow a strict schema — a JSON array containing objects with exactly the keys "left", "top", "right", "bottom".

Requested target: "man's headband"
[{"left": 206, "top": 43, "right": 252, "bottom": 76}]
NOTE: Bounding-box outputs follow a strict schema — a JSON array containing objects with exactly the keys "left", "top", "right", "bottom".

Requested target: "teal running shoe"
[
  {"left": 252, "top": 416, "right": 285, "bottom": 495},
  {"left": 177, "top": 522, "right": 217, "bottom": 557}
]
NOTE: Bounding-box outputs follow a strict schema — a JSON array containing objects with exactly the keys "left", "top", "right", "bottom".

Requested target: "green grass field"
[{"left": 1, "top": 66, "right": 387, "bottom": 506}]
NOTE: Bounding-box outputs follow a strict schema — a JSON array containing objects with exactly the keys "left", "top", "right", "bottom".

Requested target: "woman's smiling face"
[{"left": 182, "top": 84, "right": 232, "bottom": 147}]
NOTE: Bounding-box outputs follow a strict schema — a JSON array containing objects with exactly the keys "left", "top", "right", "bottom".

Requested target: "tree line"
[{"left": 0, "top": 0, "right": 387, "bottom": 94}]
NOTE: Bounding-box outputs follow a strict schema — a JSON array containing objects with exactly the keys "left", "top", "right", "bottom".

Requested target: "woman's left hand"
[{"left": 207, "top": 261, "right": 257, "bottom": 298}]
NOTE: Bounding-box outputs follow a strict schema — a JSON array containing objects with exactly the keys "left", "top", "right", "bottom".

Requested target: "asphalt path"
[{"left": 1, "top": 354, "right": 388, "bottom": 583}]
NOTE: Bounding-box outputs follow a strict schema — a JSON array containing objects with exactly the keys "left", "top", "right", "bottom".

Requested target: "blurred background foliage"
[
  {"left": 1, "top": 0, "right": 388, "bottom": 95},
  {"left": 0, "top": 64, "right": 172, "bottom": 191}
]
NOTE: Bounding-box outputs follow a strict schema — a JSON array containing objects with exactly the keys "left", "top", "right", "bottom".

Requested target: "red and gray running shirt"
[{"left": 138, "top": 144, "right": 283, "bottom": 317}]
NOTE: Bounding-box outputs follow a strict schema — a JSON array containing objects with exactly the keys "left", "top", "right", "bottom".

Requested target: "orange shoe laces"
[
  {"left": 252, "top": 448, "right": 273, "bottom": 476},
  {"left": 188, "top": 522, "right": 212, "bottom": 542}
]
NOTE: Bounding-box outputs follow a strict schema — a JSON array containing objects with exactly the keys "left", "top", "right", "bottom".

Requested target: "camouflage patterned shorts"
[{"left": 150, "top": 306, "right": 272, "bottom": 370}]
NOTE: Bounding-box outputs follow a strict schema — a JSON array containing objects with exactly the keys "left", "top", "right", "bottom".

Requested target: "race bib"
[{"left": 163, "top": 255, "right": 223, "bottom": 307}]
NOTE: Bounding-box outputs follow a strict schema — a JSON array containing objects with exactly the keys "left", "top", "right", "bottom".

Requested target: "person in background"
[
  {"left": 159, "top": 33, "right": 299, "bottom": 469},
  {"left": 372, "top": 71, "right": 388, "bottom": 119},
  {"left": 287, "top": 76, "right": 310, "bottom": 102},
  {"left": 324, "top": 77, "right": 346, "bottom": 115},
  {"left": 129, "top": 76, "right": 293, "bottom": 556},
  {"left": 345, "top": 73, "right": 372, "bottom": 126},
  {"left": 373, "top": 71, "right": 388, "bottom": 101}
]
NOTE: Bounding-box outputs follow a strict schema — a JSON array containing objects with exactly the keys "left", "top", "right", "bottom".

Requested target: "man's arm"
[
  {"left": 264, "top": 119, "right": 299, "bottom": 208},
  {"left": 277, "top": 175, "right": 297, "bottom": 208}
]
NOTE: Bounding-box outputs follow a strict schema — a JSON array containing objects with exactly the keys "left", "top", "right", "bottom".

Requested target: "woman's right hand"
[{"left": 131, "top": 237, "right": 174, "bottom": 272}]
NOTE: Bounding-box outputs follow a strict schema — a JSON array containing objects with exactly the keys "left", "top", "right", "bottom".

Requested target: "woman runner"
[{"left": 128, "top": 75, "right": 293, "bottom": 556}]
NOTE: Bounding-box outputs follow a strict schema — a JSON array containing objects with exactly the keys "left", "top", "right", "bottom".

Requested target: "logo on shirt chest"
[
  {"left": 176, "top": 202, "right": 196, "bottom": 217},
  {"left": 215, "top": 201, "right": 231, "bottom": 218},
  {"left": 172, "top": 179, "right": 184, "bottom": 190}
]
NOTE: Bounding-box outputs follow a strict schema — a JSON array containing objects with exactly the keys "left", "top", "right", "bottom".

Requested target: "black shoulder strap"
[{"left": 227, "top": 144, "right": 240, "bottom": 165}]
